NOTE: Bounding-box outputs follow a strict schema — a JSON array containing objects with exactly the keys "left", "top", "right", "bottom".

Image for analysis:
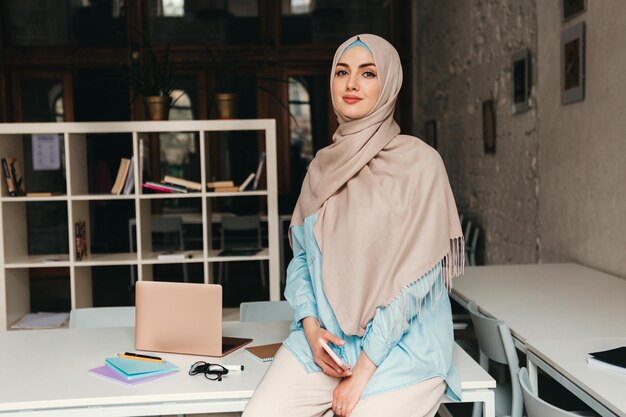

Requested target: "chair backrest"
[
  {"left": 151, "top": 216, "right": 184, "bottom": 251},
  {"left": 518, "top": 368, "right": 579, "bottom": 417},
  {"left": 468, "top": 300, "right": 522, "bottom": 417},
  {"left": 69, "top": 306, "right": 135, "bottom": 328},
  {"left": 221, "top": 215, "right": 262, "bottom": 250},
  {"left": 239, "top": 301, "right": 294, "bottom": 322}
]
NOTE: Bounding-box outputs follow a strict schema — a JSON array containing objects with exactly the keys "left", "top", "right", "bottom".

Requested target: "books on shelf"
[
  {"left": 163, "top": 175, "right": 202, "bottom": 191},
  {"left": 26, "top": 191, "right": 63, "bottom": 197},
  {"left": 239, "top": 173, "right": 255, "bottom": 191},
  {"left": 587, "top": 346, "right": 626, "bottom": 375},
  {"left": 207, "top": 180, "right": 234, "bottom": 188},
  {"left": 142, "top": 181, "right": 188, "bottom": 194},
  {"left": 122, "top": 156, "right": 135, "bottom": 195},
  {"left": 75, "top": 220, "right": 88, "bottom": 261},
  {"left": 252, "top": 151, "right": 266, "bottom": 190},
  {"left": 1, "top": 157, "right": 26, "bottom": 196},
  {"left": 111, "top": 158, "right": 131, "bottom": 195}
]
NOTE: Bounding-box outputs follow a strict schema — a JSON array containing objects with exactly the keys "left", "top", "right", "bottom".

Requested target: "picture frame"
[
  {"left": 561, "top": 22, "right": 585, "bottom": 105},
  {"left": 561, "top": 0, "right": 586, "bottom": 21},
  {"left": 424, "top": 119, "right": 437, "bottom": 149},
  {"left": 482, "top": 100, "right": 496, "bottom": 155},
  {"left": 512, "top": 50, "right": 531, "bottom": 114}
]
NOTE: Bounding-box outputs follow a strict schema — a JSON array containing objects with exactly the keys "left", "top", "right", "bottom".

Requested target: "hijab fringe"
[{"left": 386, "top": 236, "right": 465, "bottom": 341}]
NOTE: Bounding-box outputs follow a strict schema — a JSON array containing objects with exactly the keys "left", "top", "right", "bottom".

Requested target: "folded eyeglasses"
[{"left": 189, "top": 361, "right": 229, "bottom": 381}]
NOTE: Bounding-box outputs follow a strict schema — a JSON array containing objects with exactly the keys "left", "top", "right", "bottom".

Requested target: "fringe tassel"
[{"left": 387, "top": 236, "right": 465, "bottom": 340}]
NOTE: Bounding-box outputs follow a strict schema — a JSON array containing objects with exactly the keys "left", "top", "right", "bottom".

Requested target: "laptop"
[{"left": 135, "top": 281, "right": 252, "bottom": 357}]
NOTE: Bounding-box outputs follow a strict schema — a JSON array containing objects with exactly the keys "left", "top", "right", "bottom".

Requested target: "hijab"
[{"left": 289, "top": 34, "right": 464, "bottom": 336}]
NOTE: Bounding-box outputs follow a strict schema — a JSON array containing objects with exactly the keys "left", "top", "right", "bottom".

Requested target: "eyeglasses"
[{"left": 189, "top": 361, "right": 229, "bottom": 381}]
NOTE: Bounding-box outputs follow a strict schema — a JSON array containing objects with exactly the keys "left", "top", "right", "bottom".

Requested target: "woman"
[{"left": 243, "top": 34, "right": 464, "bottom": 417}]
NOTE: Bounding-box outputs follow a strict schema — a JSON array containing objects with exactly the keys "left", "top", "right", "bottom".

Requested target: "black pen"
[{"left": 118, "top": 352, "right": 163, "bottom": 363}]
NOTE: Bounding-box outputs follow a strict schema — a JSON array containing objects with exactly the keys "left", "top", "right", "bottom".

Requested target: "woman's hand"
[
  {"left": 332, "top": 351, "right": 377, "bottom": 417},
  {"left": 301, "top": 317, "right": 351, "bottom": 378}
]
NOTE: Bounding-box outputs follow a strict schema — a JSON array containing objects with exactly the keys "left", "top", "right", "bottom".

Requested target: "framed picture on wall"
[
  {"left": 512, "top": 50, "right": 531, "bottom": 114},
  {"left": 482, "top": 99, "right": 496, "bottom": 154},
  {"left": 424, "top": 119, "right": 437, "bottom": 149},
  {"left": 561, "top": 22, "right": 585, "bottom": 105},
  {"left": 561, "top": 0, "right": 586, "bottom": 21}
]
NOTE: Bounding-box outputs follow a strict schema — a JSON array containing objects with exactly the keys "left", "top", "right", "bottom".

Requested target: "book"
[
  {"left": 211, "top": 186, "right": 239, "bottom": 192},
  {"left": 157, "top": 251, "right": 192, "bottom": 260},
  {"left": 142, "top": 181, "right": 188, "bottom": 193},
  {"left": 207, "top": 180, "right": 234, "bottom": 188},
  {"left": 89, "top": 365, "right": 176, "bottom": 386},
  {"left": 245, "top": 343, "right": 282, "bottom": 362},
  {"left": 1, "top": 158, "right": 17, "bottom": 196},
  {"left": 587, "top": 346, "right": 626, "bottom": 375},
  {"left": 239, "top": 173, "right": 255, "bottom": 191},
  {"left": 75, "top": 220, "right": 87, "bottom": 261},
  {"left": 8, "top": 158, "right": 26, "bottom": 196},
  {"left": 122, "top": 156, "right": 135, "bottom": 195},
  {"left": 111, "top": 158, "right": 131, "bottom": 195},
  {"left": 163, "top": 175, "right": 202, "bottom": 191},
  {"left": 26, "top": 192, "right": 63, "bottom": 197},
  {"left": 104, "top": 356, "right": 179, "bottom": 379},
  {"left": 252, "top": 152, "right": 266, "bottom": 190}
]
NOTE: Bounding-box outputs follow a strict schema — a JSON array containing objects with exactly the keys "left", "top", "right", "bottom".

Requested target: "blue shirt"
[{"left": 283, "top": 213, "right": 462, "bottom": 400}]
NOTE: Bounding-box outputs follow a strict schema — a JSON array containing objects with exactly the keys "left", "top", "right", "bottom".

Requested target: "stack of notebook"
[{"left": 89, "top": 354, "right": 179, "bottom": 385}]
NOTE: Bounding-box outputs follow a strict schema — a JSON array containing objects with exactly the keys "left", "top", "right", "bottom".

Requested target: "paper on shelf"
[{"left": 11, "top": 312, "right": 69, "bottom": 329}]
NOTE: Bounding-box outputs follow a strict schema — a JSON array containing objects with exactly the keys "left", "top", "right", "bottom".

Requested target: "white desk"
[
  {"left": 0, "top": 322, "right": 495, "bottom": 416},
  {"left": 451, "top": 263, "right": 626, "bottom": 349},
  {"left": 526, "top": 337, "right": 626, "bottom": 417},
  {"left": 451, "top": 263, "right": 626, "bottom": 416}
]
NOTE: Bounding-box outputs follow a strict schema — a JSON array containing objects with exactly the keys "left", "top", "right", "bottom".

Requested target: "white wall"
[
  {"left": 416, "top": 0, "right": 626, "bottom": 278},
  {"left": 417, "top": 0, "right": 540, "bottom": 264},
  {"left": 537, "top": 0, "right": 626, "bottom": 277}
]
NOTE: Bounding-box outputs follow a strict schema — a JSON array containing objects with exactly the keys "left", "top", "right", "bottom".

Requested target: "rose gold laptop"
[{"left": 135, "top": 281, "right": 252, "bottom": 357}]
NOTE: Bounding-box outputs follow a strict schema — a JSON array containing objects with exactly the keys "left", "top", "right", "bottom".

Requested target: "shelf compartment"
[
  {"left": 1, "top": 201, "right": 70, "bottom": 263},
  {"left": 68, "top": 132, "right": 133, "bottom": 196}
]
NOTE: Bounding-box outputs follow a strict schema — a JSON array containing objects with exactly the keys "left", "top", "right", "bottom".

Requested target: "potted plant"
[
  {"left": 128, "top": 41, "right": 177, "bottom": 120},
  {"left": 205, "top": 45, "right": 294, "bottom": 120}
]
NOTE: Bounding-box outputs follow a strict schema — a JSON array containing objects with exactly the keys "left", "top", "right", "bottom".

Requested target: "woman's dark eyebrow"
[{"left": 336, "top": 62, "right": 377, "bottom": 68}]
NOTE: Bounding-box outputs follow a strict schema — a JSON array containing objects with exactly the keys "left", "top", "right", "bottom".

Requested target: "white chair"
[
  {"left": 468, "top": 301, "right": 522, "bottom": 417},
  {"left": 218, "top": 215, "right": 266, "bottom": 288},
  {"left": 152, "top": 216, "right": 189, "bottom": 282},
  {"left": 466, "top": 224, "right": 480, "bottom": 266},
  {"left": 518, "top": 368, "right": 596, "bottom": 417},
  {"left": 239, "top": 300, "right": 294, "bottom": 322},
  {"left": 69, "top": 306, "right": 135, "bottom": 328}
]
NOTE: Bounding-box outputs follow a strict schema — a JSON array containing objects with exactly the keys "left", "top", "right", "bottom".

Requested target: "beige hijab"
[{"left": 290, "top": 34, "right": 464, "bottom": 337}]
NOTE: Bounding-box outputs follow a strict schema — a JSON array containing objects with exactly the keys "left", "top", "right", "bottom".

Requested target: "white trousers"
[{"left": 242, "top": 346, "right": 446, "bottom": 417}]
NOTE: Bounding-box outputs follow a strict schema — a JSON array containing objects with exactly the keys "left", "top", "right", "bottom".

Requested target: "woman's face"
[{"left": 332, "top": 46, "right": 380, "bottom": 120}]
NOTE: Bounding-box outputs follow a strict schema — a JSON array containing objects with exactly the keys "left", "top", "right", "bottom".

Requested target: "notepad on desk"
[
  {"left": 245, "top": 343, "right": 282, "bottom": 362},
  {"left": 89, "top": 365, "right": 176, "bottom": 386},
  {"left": 587, "top": 346, "right": 626, "bottom": 375},
  {"left": 104, "top": 356, "right": 179, "bottom": 380}
]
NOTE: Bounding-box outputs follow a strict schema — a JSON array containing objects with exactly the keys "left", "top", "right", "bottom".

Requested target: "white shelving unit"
[{"left": 0, "top": 120, "right": 280, "bottom": 331}]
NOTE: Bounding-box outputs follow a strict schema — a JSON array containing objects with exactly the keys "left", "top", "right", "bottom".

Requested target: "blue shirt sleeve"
[
  {"left": 362, "top": 264, "right": 443, "bottom": 366},
  {"left": 284, "top": 225, "right": 318, "bottom": 326}
]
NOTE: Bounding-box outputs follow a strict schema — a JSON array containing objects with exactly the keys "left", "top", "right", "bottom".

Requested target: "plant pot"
[
  {"left": 214, "top": 93, "right": 238, "bottom": 119},
  {"left": 144, "top": 96, "right": 171, "bottom": 121}
]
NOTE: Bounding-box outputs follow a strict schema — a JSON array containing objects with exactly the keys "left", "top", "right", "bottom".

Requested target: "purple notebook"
[{"left": 88, "top": 365, "right": 176, "bottom": 386}]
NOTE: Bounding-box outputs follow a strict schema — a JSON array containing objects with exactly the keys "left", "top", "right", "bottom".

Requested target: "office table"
[
  {"left": 0, "top": 321, "right": 495, "bottom": 417},
  {"left": 451, "top": 263, "right": 626, "bottom": 349},
  {"left": 526, "top": 337, "right": 626, "bottom": 417},
  {"left": 451, "top": 263, "right": 626, "bottom": 416}
]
